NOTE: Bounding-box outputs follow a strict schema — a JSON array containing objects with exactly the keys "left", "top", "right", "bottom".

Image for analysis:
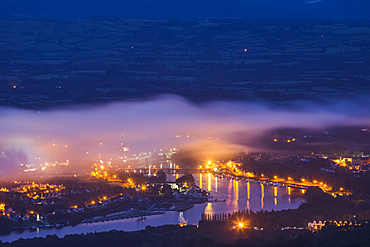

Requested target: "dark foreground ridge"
[{"left": 1, "top": 223, "right": 369, "bottom": 247}]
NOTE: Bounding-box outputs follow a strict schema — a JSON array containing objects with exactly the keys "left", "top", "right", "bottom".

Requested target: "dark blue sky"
[{"left": 0, "top": 0, "right": 369, "bottom": 20}]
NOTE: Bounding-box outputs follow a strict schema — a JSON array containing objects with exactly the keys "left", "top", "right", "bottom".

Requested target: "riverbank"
[{"left": 81, "top": 209, "right": 164, "bottom": 224}]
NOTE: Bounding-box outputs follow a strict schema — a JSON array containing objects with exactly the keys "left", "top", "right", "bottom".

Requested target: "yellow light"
[
  {"left": 274, "top": 176, "right": 277, "bottom": 179},
  {"left": 207, "top": 160, "right": 212, "bottom": 165},
  {"left": 288, "top": 177, "right": 292, "bottom": 180},
  {"left": 91, "top": 201, "right": 95, "bottom": 205},
  {"left": 287, "top": 140, "right": 291, "bottom": 143},
  {"left": 113, "top": 175, "right": 117, "bottom": 179},
  {"left": 301, "top": 189, "right": 306, "bottom": 194},
  {"left": 141, "top": 186, "right": 146, "bottom": 190},
  {"left": 238, "top": 222, "right": 244, "bottom": 228},
  {"left": 261, "top": 174, "right": 264, "bottom": 177},
  {"left": 30, "top": 211, "right": 34, "bottom": 214},
  {"left": 313, "top": 180, "right": 317, "bottom": 183},
  {"left": 103, "top": 196, "right": 107, "bottom": 200},
  {"left": 301, "top": 178, "right": 305, "bottom": 182},
  {"left": 273, "top": 139, "right": 277, "bottom": 142},
  {"left": 100, "top": 165, "right": 104, "bottom": 170},
  {"left": 340, "top": 187, "right": 343, "bottom": 191}
]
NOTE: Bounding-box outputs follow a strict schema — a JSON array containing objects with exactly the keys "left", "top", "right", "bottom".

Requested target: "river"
[{"left": 0, "top": 173, "right": 305, "bottom": 243}]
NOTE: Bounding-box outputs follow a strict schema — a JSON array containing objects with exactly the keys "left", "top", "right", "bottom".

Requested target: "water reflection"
[
  {"left": 207, "top": 173, "right": 212, "bottom": 192},
  {"left": 204, "top": 202, "right": 214, "bottom": 214},
  {"left": 247, "top": 182, "right": 250, "bottom": 200},
  {"left": 1, "top": 174, "right": 305, "bottom": 243},
  {"left": 261, "top": 183, "right": 264, "bottom": 209}
]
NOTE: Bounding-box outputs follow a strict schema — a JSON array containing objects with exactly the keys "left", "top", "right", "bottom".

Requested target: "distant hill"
[{"left": 0, "top": 0, "right": 369, "bottom": 20}]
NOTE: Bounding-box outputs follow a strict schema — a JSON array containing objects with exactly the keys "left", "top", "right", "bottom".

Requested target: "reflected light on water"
[
  {"left": 215, "top": 176, "right": 218, "bottom": 192},
  {"left": 274, "top": 186, "right": 278, "bottom": 197},
  {"left": 261, "top": 183, "right": 264, "bottom": 209},
  {"left": 288, "top": 186, "right": 291, "bottom": 196},
  {"left": 274, "top": 197, "right": 277, "bottom": 206},
  {"left": 199, "top": 174, "right": 202, "bottom": 189},
  {"left": 207, "top": 173, "right": 212, "bottom": 192},
  {"left": 247, "top": 182, "right": 250, "bottom": 200},
  {"left": 226, "top": 179, "right": 232, "bottom": 206},
  {"left": 204, "top": 202, "right": 214, "bottom": 214},
  {"left": 234, "top": 180, "right": 239, "bottom": 205}
]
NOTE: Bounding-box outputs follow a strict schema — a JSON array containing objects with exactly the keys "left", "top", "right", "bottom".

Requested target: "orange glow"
[
  {"left": 301, "top": 178, "right": 305, "bottom": 182},
  {"left": 340, "top": 187, "right": 343, "bottom": 191},
  {"left": 274, "top": 176, "right": 277, "bottom": 179},
  {"left": 91, "top": 201, "right": 95, "bottom": 205},
  {"left": 103, "top": 196, "right": 107, "bottom": 200},
  {"left": 273, "top": 139, "right": 277, "bottom": 142},
  {"left": 141, "top": 186, "right": 146, "bottom": 190}
]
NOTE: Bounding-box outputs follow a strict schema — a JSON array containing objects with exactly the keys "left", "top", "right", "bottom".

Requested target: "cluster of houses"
[{"left": 328, "top": 155, "right": 370, "bottom": 174}]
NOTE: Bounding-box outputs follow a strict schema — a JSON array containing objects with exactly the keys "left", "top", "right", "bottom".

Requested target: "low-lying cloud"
[{"left": 0, "top": 95, "right": 368, "bottom": 179}]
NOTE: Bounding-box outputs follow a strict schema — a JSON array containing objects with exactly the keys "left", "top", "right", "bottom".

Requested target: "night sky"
[{"left": 0, "top": 0, "right": 369, "bottom": 20}]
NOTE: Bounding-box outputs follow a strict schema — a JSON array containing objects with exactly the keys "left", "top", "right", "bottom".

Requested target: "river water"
[{"left": 0, "top": 173, "right": 304, "bottom": 243}]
